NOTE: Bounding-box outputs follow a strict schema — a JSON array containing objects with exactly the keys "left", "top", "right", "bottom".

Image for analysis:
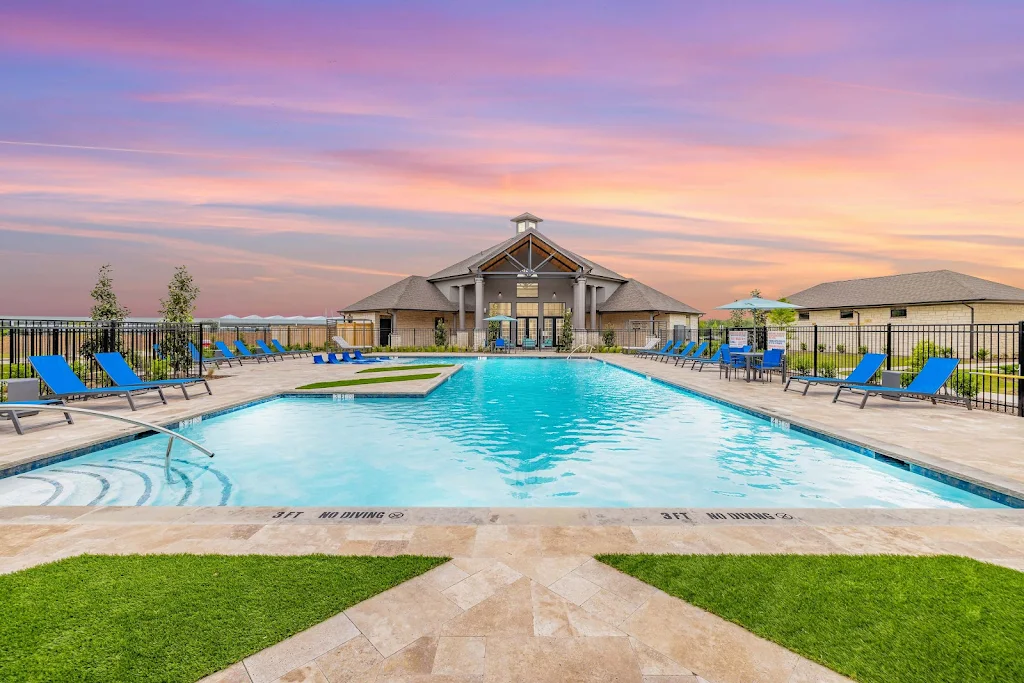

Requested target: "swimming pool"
[{"left": 0, "top": 358, "right": 1006, "bottom": 508}]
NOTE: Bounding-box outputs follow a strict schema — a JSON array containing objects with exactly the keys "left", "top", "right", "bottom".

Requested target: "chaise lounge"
[
  {"left": 832, "top": 357, "right": 969, "bottom": 409},
  {"left": 785, "top": 353, "right": 886, "bottom": 395},
  {"left": 28, "top": 355, "right": 167, "bottom": 411},
  {"left": 95, "top": 352, "right": 212, "bottom": 400}
]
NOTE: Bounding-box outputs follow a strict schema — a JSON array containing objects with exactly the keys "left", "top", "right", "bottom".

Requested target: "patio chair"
[
  {"left": 95, "top": 352, "right": 212, "bottom": 399},
  {"left": 674, "top": 342, "right": 708, "bottom": 367},
  {"left": 256, "top": 340, "right": 287, "bottom": 360},
  {"left": 785, "top": 353, "right": 886, "bottom": 395},
  {"left": 522, "top": 338, "right": 537, "bottom": 351},
  {"left": 273, "top": 339, "right": 309, "bottom": 358},
  {"left": 832, "top": 357, "right": 969, "bottom": 410},
  {"left": 660, "top": 341, "right": 695, "bottom": 363},
  {"left": 494, "top": 338, "right": 508, "bottom": 353},
  {"left": 638, "top": 341, "right": 672, "bottom": 359},
  {"left": 192, "top": 342, "right": 236, "bottom": 369},
  {"left": 232, "top": 340, "right": 272, "bottom": 363},
  {"left": 625, "top": 338, "right": 660, "bottom": 355},
  {"left": 28, "top": 355, "right": 166, "bottom": 411},
  {"left": 720, "top": 345, "right": 752, "bottom": 380},
  {"left": 648, "top": 340, "right": 685, "bottom": 361},
  {"left": 754, "top": 348, "right": 784, "bottom": 382},
  {"left": 353, "top": 350, "right": 386, "bottom": 362},
  {"left": 542, "top": 337, "right": 554, "bottom": 350},
  {"left": 313, "top": 354, "right": 326, "bottom": 364},
  {"left": 690, "top": 347, "right": 725, "bottom": 372},
  {"left": 340, "top": 351, "right": 376, "bottom": 364}
]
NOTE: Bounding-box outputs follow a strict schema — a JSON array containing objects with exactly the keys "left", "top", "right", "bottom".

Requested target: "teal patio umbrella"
[{"left": 482, "top": 315, "right": 518, "bottom": 322}]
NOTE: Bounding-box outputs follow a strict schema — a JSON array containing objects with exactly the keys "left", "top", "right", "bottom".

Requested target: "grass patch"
[
  {"left": 0, "top": 554, "right": 446, "bottom": 683},
  {"left": 356, "top": 363, "right": 454, "bottom": 374},
  {"left": 296, "top": 372, "right": 441, "bottom": 389},
  {"left": 598, "top": 554, "right": 1024, "bottom": 683}
]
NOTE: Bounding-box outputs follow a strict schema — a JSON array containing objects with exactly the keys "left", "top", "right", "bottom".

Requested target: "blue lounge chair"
[
  {"left": 1, "top": 399, "right": 74, "bottom": 435},
  {"left": 785, "top": 353, "right": 886, "bottom": 395},
  {"left": 272, "top": 339, "right": 309, "bottom": 358},
  {"left": 256, "top": 340, "right": 286, "bottom": 361},
  {"left": 96, "top": 352, "right": 211, "bottom": 400},
  {"left": 675, "top": 342, "right": 709, "bottom": 367},
  {"left": 754, "top": 348, "right": 785, "bottom": 382},
  {"left": 690, "top": 346, "right": 725, "bottom": 372},
  {"left": 192, "top": 342, "right": 232, "bottom": 369},
  {"left": 28, "top": 355, "right": 166, "bottom": 411},
  {"left": 313, "top": 354, "right": 326, "bottom": 364},
  {"left": 353, "top": 350, "right": 384, "bottom": 362},
  {"left": 234, "top": 340, "right": 275, "bottom": 363},
  {"left": 649, "top": 340, "right": 685, "bottom": 361},
  {"left": 833, "top": 357, "right": 969, "bottom": 409},
  {"left": 638, "top": 341, "right": 672, "bottom": 359},
  {"left": 341, "top": 351, "right": 375, "bottom": 364},
  {"left": 214, "top": 341, "right": 251, "bottom": 367},
  {"left": 660, "top": 341, "right": 695, "bottom": 363}
]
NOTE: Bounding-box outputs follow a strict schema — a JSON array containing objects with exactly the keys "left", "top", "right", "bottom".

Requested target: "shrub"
[
  {"left": 836, "top": 344, "right": 847, "bottom": 354},
  {"left": 858, "top": 345, "right": 869, "bottom": 354},
  {"left": 602, "top": 328, "right": 615, "bottom": 347},
  {"left": 818, "top": 361, "right": 836, "bottom": 378},
  {"left": 792, "top": 358, "right": 813, "bottom": 375},
  {"left": 434, "top": 319, "right": 448, "bottom": 348},
  {"left": 147, "top": 359, "right": 171, "bottom": 380},
  {"left": 817, "top": 343, "right": 826, "bottom": 352},
  {"left": 950, "top": 373, "right": 980, "bottom": 399},
  {"left": 976, "top": 348, "right": 989, "bottom": 361},
  {"left": 800, "top": 342, "right": 807, "bottom": 351}
]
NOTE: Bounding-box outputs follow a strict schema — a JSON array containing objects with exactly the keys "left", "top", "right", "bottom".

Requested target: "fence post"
[
  {"left": 812, "top": 324, "right": 818, "bottom": 377},
  {"left": 1018, "top": 321, "right": 1023, "bottom": 418},
  {"left": 886, "top": 323, "right": 893, "bottom": 370}
]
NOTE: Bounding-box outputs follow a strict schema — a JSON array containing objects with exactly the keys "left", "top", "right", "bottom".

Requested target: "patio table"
[{"left": 732, "top": 351, "right": 764, "bottom": 383}]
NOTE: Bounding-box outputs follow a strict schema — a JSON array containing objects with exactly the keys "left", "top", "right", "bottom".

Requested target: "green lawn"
[
  {"left": 356, "top": 363, "right": 454, "bottom": 374},
  {"left": 0, "top": 554, "right": 446, "bottom": 683},
  {"left": 599, "top": 554, "right": 1024, "bottom": 683},
  {"left": 296, "top": 372, "right": 441, "bottom": 389}
]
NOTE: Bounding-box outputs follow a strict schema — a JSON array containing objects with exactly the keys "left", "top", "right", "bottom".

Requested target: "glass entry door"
[
  {"left": 542, "top": 317, "right": 563, "bottom": 348},
  {"left": 516, "top": 317, "right": 538, "bottom": 346}
]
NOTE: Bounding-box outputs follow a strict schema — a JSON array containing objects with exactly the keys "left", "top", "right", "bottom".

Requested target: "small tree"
[
  {"left": 766, "top": 297, "right": 797, "bottom": 326},
  {"left": 726, "top": 308, "right": 749, "bottom": 328},
  {"left": 434, "top": 318, "right": 449, "bottom": 348},
  {"left": 159, "top": 266, "right": 201, "bottom": 374},
  {"left": 160, "top": 266, "right": 200, "bottom": 323},
  {"left": 748, "top": 288, "right": 767, "bottom": 328},
  {"left": 89, "top": 264, "right": 130, "bottom": 321},
  {"left": 558, "top": 309, "right": 574, "bottom": 350}
]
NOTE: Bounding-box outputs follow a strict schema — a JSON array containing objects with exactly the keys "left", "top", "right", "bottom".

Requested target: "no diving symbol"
[
  {"left": 776, "top": 513, "right": 793, "bottom": 520},
  {"left": 389, "top": 512, "right": 404, "bottom": 519}
]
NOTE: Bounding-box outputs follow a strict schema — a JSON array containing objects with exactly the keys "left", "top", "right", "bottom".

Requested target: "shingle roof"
[
  {"left": 340, "top": 276, "right": 458, "bottom": 312},
  {"left": 786, "top": 270, "right": 1024, "bottom": 309},
  {"left": 427, "top": 229, "right": 626, "bottom": 281},
  {"left": 599, "top": 279, "right": 703, "bottom": 314}
]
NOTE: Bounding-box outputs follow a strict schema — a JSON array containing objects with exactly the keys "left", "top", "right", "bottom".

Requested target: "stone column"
[
  {"left": 589, "top": 285, "right": 598, "bottom": 330},
  {"left": 573, "top": 276, "right": 586, "bottom": 332},
  {"left": 458, "top": 285, "right": 466, "bottom": 330},
  {"left": 474, "top": 276, "right": 485, "bottom": 331}
]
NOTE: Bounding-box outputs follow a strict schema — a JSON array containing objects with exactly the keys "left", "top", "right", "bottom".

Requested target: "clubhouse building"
[{"left": 340, "top": 213, "right": 702, "bottom": 348}]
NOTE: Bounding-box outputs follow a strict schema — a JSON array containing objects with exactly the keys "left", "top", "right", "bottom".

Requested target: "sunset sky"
[{"left": 2, "top": 1, "right": 1022, "bottom": 318}]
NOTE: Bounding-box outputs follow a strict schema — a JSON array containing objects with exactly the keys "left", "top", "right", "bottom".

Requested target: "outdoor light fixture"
[{"left": 497, "top": 291, "right": 502, "bottom": 299}]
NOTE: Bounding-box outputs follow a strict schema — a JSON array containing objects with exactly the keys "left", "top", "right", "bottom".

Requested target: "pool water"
[{"left": 0, "top": 358, "right": 1004, "bottom": 508}]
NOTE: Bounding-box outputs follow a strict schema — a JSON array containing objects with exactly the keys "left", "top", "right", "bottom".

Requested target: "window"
[
  {"left": 544, "top": 302, "right": 565, "bottom": 317},
  {"left": 489, "top": 302, "right": 511, "bottom": 316},
  {"left": 798, "top": 311, "right": 810, "bottom": 321},
  {"left": 516, "top": 302, "right": 538, "bottom": 317},
  {"left": 516, "top": 282, "right": 538, "bottom": 298},
  {"left": 839, "top": 310, "right": 854, "bottom": 320},
  {"left": 890, "top": 308, "right": 907, "bottom": 318}
]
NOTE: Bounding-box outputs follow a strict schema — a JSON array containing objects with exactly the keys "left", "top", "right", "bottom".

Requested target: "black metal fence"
[
  {"left": 1, "top": 319, "right": 204, "bottom": 395},
  {"left": 375, "top": 326, "right": 670, "bottom": 351},
  {"left": 686, "top": 323, "right": 1023, "bottom": 416}
]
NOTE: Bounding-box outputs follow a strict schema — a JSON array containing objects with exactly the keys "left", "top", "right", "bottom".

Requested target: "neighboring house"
[
  {"left": 786, "top": 270, "right": 1024, "bottom": 325},
  {"left": 340, "top": 213, "right": 702, "bottom": 347}
]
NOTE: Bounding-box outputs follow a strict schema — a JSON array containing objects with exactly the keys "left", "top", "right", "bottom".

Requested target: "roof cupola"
[{"left": 510, "top": 212, "right": 543, "bottom": 235}]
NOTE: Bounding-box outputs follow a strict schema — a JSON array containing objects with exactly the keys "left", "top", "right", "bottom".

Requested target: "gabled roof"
[
  {"left": 510, "top": 212, "right": 543, "bottom": 223},
  {"left": 341, "top": 276, "right": 458, "bottom": 312},
  {"left": 786, "top": 270, "right": 1024, "bottom": 309},
  {"left": 599, "top": 279, "right": 702, "bottom": 314},
  {"left": 427, "top": 229, "right": 626, "bottom": 281}
]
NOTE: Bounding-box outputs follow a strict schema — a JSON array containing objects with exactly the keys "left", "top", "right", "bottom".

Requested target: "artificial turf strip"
[
  {"left": 295, "top": 372, "right": 441, "bottom": 389},
  {"left": 0, "top": 554, "right": 447, "bottom": 683},
  {"left": 597, "top": 554, "right": 1024, "bottom": 683},
  {"left": 356, "top": 363, "right": 454, "bottom": 373}
]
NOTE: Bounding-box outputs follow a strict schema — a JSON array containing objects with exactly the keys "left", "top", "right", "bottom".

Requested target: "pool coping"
[{"left": 2, "top": 357, "right": 1022, "bottom": 509}]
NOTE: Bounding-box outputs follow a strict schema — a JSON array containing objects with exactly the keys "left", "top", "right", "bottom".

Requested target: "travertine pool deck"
[{"left": 3, "top": 352, "right": 1024, "bottom": 682}]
